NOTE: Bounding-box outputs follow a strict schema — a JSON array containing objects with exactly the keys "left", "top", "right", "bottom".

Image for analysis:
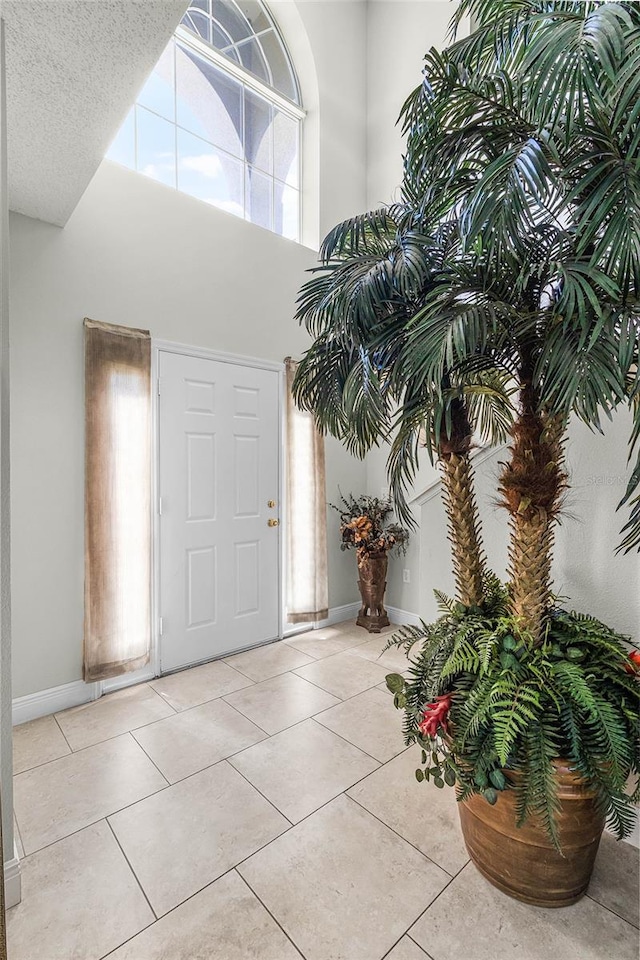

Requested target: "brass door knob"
[{"left": 267, "top": 518, "right": 280, "bottom": 527}]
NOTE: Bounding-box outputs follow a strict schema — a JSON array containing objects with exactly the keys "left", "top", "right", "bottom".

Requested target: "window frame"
[{"left": 106, "top": 9, "right": 305, "bottom": 242}]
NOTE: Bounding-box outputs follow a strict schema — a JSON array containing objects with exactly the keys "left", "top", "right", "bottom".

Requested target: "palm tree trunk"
[
  {"left": 440, "top": 450, "right": 487, "bottom": 607},
  {"left": 438, "top": 399, "right": 487, "bottom": 608},
  {"left": 500, "top": 383, "right": 566, "bottom": 643}
]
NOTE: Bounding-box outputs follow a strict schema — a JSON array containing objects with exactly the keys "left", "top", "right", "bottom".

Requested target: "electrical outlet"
[{"left": 403, "top": 569, "right": 410, "bottom": 583}]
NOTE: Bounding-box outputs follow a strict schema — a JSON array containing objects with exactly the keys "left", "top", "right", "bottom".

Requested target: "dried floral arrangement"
[{"left": 330, "top": 492, "right": 409, "bottom": 563}]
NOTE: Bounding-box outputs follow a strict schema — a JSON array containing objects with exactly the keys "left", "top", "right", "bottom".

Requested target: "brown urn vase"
[
  {"left": 356, "top": 552, "right": 390, "bottom": 633},
  {"left": 457, "top": 761, "right": 605, "bottom": 907}
]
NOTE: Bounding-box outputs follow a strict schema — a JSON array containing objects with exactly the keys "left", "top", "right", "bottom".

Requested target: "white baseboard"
[
  {"left": 5, "top": 854, "right": 21, "bottom": 908},
  {"left": 12, "top": 679, "right": 99, "bottom": 726},
  {"left": 386, "top": 605, "right": 423, "bottom": 627},
  {"left": 314, "top": 602, "right": 360, "bottom": 629}
]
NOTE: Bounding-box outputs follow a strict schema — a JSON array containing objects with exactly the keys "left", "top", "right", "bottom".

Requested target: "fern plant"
[{"left": 385, "top": 575, "right": 640, "bottom": 848}]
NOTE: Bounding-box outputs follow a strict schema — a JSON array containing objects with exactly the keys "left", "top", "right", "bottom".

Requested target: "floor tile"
[
  {"left": 293, "top": 649, "right": 391, "bottom": 700},
  {"left": 55, "top": 683, "right": 175, "bottom": 751},
  {"left": 239, "top": 794, "right": 450, "bottom": 960},
  {"left": 313, "top": 620, "right": 356, "bottom": 638},
  {"left": 285, "top": 628, "right": 369, "bottom": 660},
  {"left": 230, "top": 719, "right": 379, "bottom": 823},
  {"left": 109, "top": 760, "right": 289, "bottom": 916},
  {"left": 132, "top": 698, "right": 266, "bottom": 783},
  {"left": 315, "top": 687, "right": 407, "bottom": 763},
  {"left": 350, "top": 635, "right": 413, "bottom": 673},
  {"left": 410, "top": 862, "right": 639, "bottom": 960},
  {"left": 13, "top": 715, "right": 70, "bottom": 774},
  {"left": 108, "top": 870, "right": 301, "bottom": 960},
  {"left": 348, "top": 747, "right": 468, "bottom": 876},
  {"left": 14, "top": 733, "right": 167, "bottom": 854},
  {"left": 150, "top": 659, "right": 253, "bottom": 711},
  {"left": 224, "top": 671, "right": 339, "bottom": 735},
  {"left": 385, "top": 938, "right": 430, "bottom": 960},
  {"left": 6, "top": 820, "right": 153, "bottom": 960},
  {"left": 588, "top": 831, "right": 640, "bottom": 927},
  {"left": 223, "top": 642, "right": 314, "bottom": 682}
]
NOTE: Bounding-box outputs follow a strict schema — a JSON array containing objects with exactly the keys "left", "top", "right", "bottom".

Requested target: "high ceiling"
[{"left": 1, "top": 0, "right": 189, "bottom": 225}]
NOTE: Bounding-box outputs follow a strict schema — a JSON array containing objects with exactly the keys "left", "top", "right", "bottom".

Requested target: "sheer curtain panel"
[
  {"left": 84, "top": 319, "right": 152, "bottom": 681},
  {"left": 285, "top": 358, "right": 328, "bottom": 623}
]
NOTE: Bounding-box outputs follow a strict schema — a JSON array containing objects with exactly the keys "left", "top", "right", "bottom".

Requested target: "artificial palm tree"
[
  {"left": 292, "top": 0, "right": 640, "bottom": 901},
  {"left": 394, "top": 0, "right": 640, "bottom": 641},
  {"left": 293, "top": 207, "right": 506, "bottom": 608},
  {"left": 295, "top": 0, "right": 640, "bottom": 638}
]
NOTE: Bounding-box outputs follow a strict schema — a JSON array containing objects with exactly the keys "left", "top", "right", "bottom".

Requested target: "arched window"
[{"left": 107, "top": 0, "right": 303, "bottom": 241}]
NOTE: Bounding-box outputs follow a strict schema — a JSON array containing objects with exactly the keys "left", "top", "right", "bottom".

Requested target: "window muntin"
[
  {"left": 107, "top": 0, "right": 302, "bottom": 242},
  {"left": 182, "top": 0, "right": 300, "bottom": 103}
]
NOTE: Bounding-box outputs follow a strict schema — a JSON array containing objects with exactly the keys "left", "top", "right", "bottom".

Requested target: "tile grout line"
[
  {"left": 345, "top": 791, "right": 463, "bottom": 880},
  {"left": 224, "top": 757, "right": 422, "bottom": 868},
  {"left": 14, "top": 747, "right": 177, "bottom": 860},
  {"left": 105, "top": 814, "right": 301, "bottom": 933},
  {"left": 289, "top": 666, "right": 387, "bottom": 703},
  {"left": 407, "top": 935, "right": 436, "bottom": 960},
  {"left": 221, "top": 695, "right": 273, "bottom": 736},
  {"left": 303, "top": 715, "right": 384, "bottom": 766},
  {"left": 24, "top": 684, "right": 256, "bottom": 761},
  {"left": 583, "top": 892, "right": 640, "bottom": 931},
  {"left": 379, "top": 930, "right": 430, "bottom": 960},
  {"left": 98, "top": 863, "right": 311, "bottom": 960},
  {"left": 220, "top": 647, "right": 316, "bottom": 683},
  {"left": 404, "top": 861, "right": 471, "bottom": 934},
  {"left": 94, "top": 866, "right": 244, "bottom": 960},
  {"left": 234, "top": 869, "right": 307, "bottom": 960},
  {"left": 105, "top": 817, "right": 159, "bottom": 923},
  {"left": 127, "top": 730, "right": 174, "bottom": 786},
  {"left": 53, "top": 713, "right": 75, "bottom": 754},
  {"left": 224, "top": 759, "right": 295, "bottom": 829}
]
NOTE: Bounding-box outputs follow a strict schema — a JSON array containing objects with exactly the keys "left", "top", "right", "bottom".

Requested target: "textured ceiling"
[{"left": 1, "top": 0, "right": 189, "bottom": 225}]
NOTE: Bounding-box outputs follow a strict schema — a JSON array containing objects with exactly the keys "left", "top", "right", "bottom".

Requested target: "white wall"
[
  {"left": 366, "top": 0, "right": 457, "bottom": 208},
  {"left": 9, "top": 1, "right": 369, "bottom": 699}
]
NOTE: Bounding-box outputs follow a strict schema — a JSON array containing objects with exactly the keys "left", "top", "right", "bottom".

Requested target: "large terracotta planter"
[
  {"left": 356, "top": 552, "right": 390, "bottom": 633},
  {"left": 458, "top": 761, "right": 605, "bottom": 907}
]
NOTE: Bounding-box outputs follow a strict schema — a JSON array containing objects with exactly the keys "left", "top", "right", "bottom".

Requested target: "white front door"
[{"left": 158, "top": 350, "right": 281, "bottom": 673}]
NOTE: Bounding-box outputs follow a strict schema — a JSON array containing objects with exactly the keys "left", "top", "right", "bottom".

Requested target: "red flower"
[
  {"left": 624, "top": 650, "right": 640, "bottom": 675},
  {"left": 418, "top": 694, "right": 452, "bottom": 739}
]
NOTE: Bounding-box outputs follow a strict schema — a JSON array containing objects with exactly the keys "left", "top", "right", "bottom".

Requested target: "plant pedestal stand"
[{"left": 356, "top": 553, "right": 390, "bottom": 633}]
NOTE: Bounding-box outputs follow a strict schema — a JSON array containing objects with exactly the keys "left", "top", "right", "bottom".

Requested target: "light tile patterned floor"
[{"left": 8, "top": 621, "right": 640, "bottom": 960}]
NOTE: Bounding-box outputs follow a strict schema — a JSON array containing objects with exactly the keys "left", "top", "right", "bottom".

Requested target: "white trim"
[
  {"left": 277, "top": 365, "right": 285, "bottom": 643},
  {"left": 175, "top": 26, "right": 305, "bottom": 121},
  {"left": 386, "top": 605, "right": 423, "bottom": 627},
  {"left": 12, "top": 679, "right": 99, "bottom": 726},
  {"left": 5, "top": 854, "right": 21, "bottom": 908},
  {"left": 155, "top": 340, "right": 284, "bottom": 374},
  {"left": 99, "top": 667, "right": 157, "bottom": 697}
]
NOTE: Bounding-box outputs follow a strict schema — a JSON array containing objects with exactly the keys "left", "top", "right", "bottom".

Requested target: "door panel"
[{"left": 159, "top": 351, "right": 280, "bottom": 672}]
